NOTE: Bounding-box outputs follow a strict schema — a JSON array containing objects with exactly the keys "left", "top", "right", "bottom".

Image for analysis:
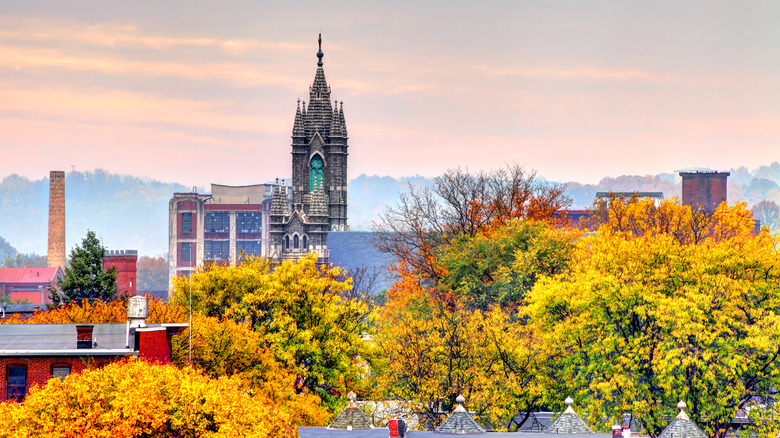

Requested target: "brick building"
[
  {"left": 103, "top": 249, "right": 138, "bottom": 297},
  {"left": 168, "top": 183, "right": 283, "bottom": 280},
  {"left": 0, "top": 267, "right": 63, "bottom": 305},
  {"left": 679, "top": 171, "right": 730, "bottom": 213},
  {"left": 0, "top": 298, "right": 186, "bottom": 402}
]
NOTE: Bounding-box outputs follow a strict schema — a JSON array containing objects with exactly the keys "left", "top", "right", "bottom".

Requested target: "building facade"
[
  {"left": 168, "top": 183, "right": 283, "bottom": 280},
  {"left": 168, "top": 35, "right": 349, "bottom": 283}
]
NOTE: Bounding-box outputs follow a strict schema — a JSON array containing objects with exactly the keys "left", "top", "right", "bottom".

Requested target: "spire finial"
[
  {"left": 316, "top": 33, "right": 323, "bottom": 67},
  {"left": 565, "top": 396, "right": 574, "bottom": 407}
]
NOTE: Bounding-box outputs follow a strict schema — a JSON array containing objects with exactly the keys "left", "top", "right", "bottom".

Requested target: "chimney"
[
  {"left": 679, "top": 171, "right": 730, "bottom": 213},
  {"left": 47, "top": 170, "right": 66, "bottom": 269},
  {"left": 76, "top": 325, "right": 94, "bottom": 349}
]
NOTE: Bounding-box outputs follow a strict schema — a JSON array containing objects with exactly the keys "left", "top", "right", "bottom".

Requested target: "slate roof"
[
  {"left": 327, "top": 231, "right": 395, "bottom": 292},
  {"left": 328, "top": 392, "right": 373, "bottom": 430},
  {"left": 299, "top": 427, "right": 609, "bottom": 437},
  {"left": 546, "top": 398, "right": 594, "bottom": 434},
  {"left": 657, "top": 402, "right": 706, "bottom": 438},
  {"left": 0, "top": 323, "right": 178, "bottom": 356},
  {"left": 436, "top": 395, "right": 486, "bottom": 434}
]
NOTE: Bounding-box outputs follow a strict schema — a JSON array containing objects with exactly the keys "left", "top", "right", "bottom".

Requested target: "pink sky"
[{"left": 1, "top": 1, "right": 778, "bottom": 187}]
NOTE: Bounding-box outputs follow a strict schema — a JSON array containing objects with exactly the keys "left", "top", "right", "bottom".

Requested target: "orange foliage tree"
[
  {"left": 0, "top": 295, "right": 186, "bottom": 324},
  {"left": 0, "top": 358, "right": 298, "bottom": 438}
]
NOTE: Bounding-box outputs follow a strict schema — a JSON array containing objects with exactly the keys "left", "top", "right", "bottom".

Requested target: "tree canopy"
[
  {"left": 49, "top": 230, "right": 118, "bottom": 305},
  {"left": 170, "top": 254, "right": 372, "bottom": 411}
]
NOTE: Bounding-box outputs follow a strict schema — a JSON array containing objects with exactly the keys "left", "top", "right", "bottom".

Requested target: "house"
[
  {"left": 0, "top": 267, "right": 63, "bottom": 305},
  {"left": 0, "top": 296, "right": 186, "bottom": 402}
]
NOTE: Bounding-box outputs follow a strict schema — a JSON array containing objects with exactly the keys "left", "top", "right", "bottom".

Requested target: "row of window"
[
  {"left": 6, "top": 364, "right": 89, "bottom": 402},
  {"left": 182, "top": 212, "right": 262, "bottom": 234},
  {"left": 181, "top": 240, "right": 263, "bottom": 262}
]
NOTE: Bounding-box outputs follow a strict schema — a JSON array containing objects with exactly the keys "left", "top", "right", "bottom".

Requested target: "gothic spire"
[
  {"left": 316, "top": 33, "right": 323, "bottom": 67},
  {"left": 292, "top": 98, "right": 304, "bottom": 137}
]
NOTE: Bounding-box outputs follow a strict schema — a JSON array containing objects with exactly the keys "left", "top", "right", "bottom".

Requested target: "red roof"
[{"left": 0, "top": 267, "right": 62, "bottom": 284}]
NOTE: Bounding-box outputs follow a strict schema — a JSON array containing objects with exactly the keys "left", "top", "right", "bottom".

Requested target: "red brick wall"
[
  {"left": 138, "top": 329, "right": 171, "bottom": 364},
  {"left": 104, "top": 254, "right": 138, "bottom": 297},
  {"left": 681, "top": 172, "right": 729, "bottom": 213},
  {"left": 0, "top": 356, "right": 115, "bottom": 401}
]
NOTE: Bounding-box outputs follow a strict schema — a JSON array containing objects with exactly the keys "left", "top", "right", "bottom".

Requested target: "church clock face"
[{"left": 310, "top": 155, "right": 324, "bottom": 191}]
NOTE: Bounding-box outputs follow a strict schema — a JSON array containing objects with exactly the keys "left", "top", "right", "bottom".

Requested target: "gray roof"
[
  {"left": 299, "top": 428, "right": 610, "bottom": 437},
  {"left": 436, "top": 396, "right": 486, "bottom": 435},
  {"left": 328, "top": 406, "right": 374, "bottom": 430},
  {"left": 657, "top": 407, "right": 706, "bottom": 438},
  {"left": 546, "top": 407, "right": 594, "bottom": 434},
  {"left": 0, "top": 323, "right": 168, "bottom": 356},
  {"left": 327, "top": 231, "right": 395, "bottom": 292}
]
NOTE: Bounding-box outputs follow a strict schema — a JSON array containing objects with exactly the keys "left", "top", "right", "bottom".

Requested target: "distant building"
[
  {"left": 679, "top": 170, "right": 730, "bottom": 213},
  {"left": 0, "top": 267, "right": 63, "bottom": 305},
  {"left": 168, "top": 183, "right": 282, "bottom": 280},
  {"left": 103, "top": 249, "right": 138, "bottom": 297}
]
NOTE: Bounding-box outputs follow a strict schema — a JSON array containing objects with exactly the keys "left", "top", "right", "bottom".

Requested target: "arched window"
[
  {"left": 293, "top": 235, "right": 299, "bottom": 249},
  {"left": 284, "top": 235, "right": 290, "bottom": 249},
  {"left": 310, "top": 155, "right": 324, "bottom": 191},
  {"left": 302, "top": 235, "right": 308, "bottom": 250}
]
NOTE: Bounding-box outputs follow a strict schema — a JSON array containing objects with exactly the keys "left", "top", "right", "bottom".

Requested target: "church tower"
[{"left": 270, "top": 34, "right": 348, "bottom": 263}]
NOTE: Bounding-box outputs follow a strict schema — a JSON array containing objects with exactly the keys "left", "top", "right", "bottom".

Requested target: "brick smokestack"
[
  {"left": 47, "top": 170, "right": 66, "bottom": 269},
  {"left": 679, "top": 171, "right": 730, "bottom": 213}
]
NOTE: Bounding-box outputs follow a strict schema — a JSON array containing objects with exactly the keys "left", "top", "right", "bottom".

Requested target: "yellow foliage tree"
[
  {"left": 0, "top": 358, "right": 297, "bottom": 438},
  {"left": 171, "top": 312, "right": 330, "bottom": 426},
  {"left": 526, "top": 200, "right": 780, "bottom": 437},
  {"left": 170, "top": 255, "right": 372, "bottom": 411}
]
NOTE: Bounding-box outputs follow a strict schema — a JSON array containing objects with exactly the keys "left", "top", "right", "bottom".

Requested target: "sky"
[{"left": 1, "top": 0, "right": 778, "bottom": 187}]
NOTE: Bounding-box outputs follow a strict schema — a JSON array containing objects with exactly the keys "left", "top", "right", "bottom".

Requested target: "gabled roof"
[
  {"left": 0, "top": 267, "right": 62, "bottom": 284},
  {"left": 436, "top": 394, "right": 485, "bottom": 434},
  {"left": 328, "top": 392, "right": 373, "bottom": 430},
  {"left": 657, "top": 402, "right": 707, "bottom": 438},
  {"left": 547, "top": 398, "right": 594, "bottom": 434}
]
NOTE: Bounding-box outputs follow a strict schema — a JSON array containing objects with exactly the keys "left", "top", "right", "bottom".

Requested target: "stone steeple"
[{"left": 280, "top": 34, "right": 350, "bottom": 263}]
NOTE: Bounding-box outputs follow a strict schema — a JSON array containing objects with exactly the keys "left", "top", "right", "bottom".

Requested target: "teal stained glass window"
[{"left": 310, "top": 155, "right": 324, "bottom": 191}]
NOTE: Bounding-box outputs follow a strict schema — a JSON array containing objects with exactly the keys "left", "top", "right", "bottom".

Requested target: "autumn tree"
[
  {"left": 49, "top": 230, "right": 118, "bottom": 305},
  {"left": 372, "top": 220, "right": 575, "bottom": 430},
  {"left": 0, "top": 359, "right": 299, "bottom": 438},
  {"left": 170, "top": 313, "right": 330, "bottom": 426},
  {"left": 374, "top": 165, "right": 570, "bottom": 282},
  {"left": 170, "top": 254, "right": 372, "bottom": 411},
  {"left": 526, "top": 201, "right": 780, "bottom": 437},
  {"left": 753, "top": 199, "right": 780, "bottom": 234},
  {"left": 136, "top": 255, "right": 169, "bottom": 292}
]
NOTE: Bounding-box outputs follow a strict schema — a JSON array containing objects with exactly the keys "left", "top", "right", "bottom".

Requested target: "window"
[
  {"left": 236, "top": 212, "right": 261, "bottom": 233},
  {"left": 181, "top": 212, "right": 193, "bottom": 233},
  {"left": 310, "top": 155, "right": 324, "bottom": 191},
  {"left": 181, "top": 242, "right": 192, "bottom": 262},
  {"left": 205, "top": 212, "right": 229, "bottom": 233},
  {"left": 285, "top": 235, "right": 290, "bottom": 249},
  {"left": 293, "top": 235, "right": 299, "bottom": 249},
  {"left": 6, "top": 365, "right": 26, "bottom": 402},
  {"left": 52, "top": 365, "right": 71, "bottom": 381},
  {"left": 204, "top": 240, "right": 229, "bottom": 261},
  {"left": 237, "top": 241, "right": 262, "bottom": 258},
  {"left": 302, "top": 235, "right": 308, "bottom": 249}
]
